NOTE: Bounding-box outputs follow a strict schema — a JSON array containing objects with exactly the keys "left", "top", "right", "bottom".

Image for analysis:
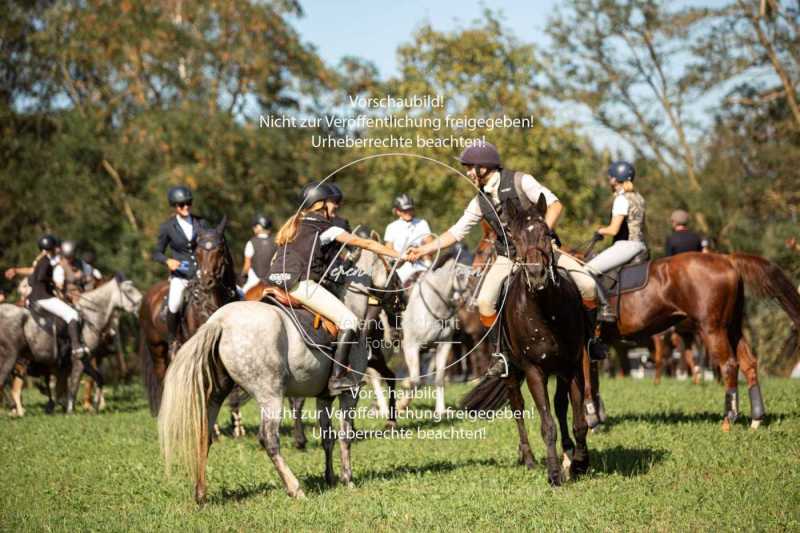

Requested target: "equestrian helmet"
[
  {"left": 167, "top": 185, "right": 193, "bottom": 206},
  {"left": 608, "top": 161, "right": 635, "bottom": 182}
]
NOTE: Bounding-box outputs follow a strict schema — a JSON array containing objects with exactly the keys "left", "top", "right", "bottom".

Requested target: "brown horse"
[
  {"left": 594, "top": 251, "right": 800, "bottom": 429},
  {"left": 463, "top": 196, "right": 593, "bottom": 485},
  {"left": 138, "top": 218, "right": 237, "bottom": 415}
]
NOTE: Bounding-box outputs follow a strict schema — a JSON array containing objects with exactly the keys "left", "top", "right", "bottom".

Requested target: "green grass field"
[{"left": 1, "top": 377, "right": 799, "bottom": 532}]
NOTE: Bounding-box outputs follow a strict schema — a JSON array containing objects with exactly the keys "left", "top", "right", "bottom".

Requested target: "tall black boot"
[
  {"left": 166, "top": 311, "right": 181, "bottom": 359},
  {"left": 484, "top": 320, "right": 509, "bottom": 378},
  {"left": 593, "top": 278, "right": 617, "bottom": 323},
  {"left": 67, "top": 320, "right": 88, "bottom": 358},
  {"left": 328, "top": 329, "right": 360, "bottom": 395},
  {"left": 585, "top": 307, "right": 609, "bottom": 361}
]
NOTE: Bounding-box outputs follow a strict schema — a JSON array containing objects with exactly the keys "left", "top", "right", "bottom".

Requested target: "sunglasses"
[{"left": 175, "top": 202, "right": 192, "bottom": 208}]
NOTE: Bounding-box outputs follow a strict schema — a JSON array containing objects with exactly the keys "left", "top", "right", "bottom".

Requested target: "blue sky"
[
  {"left": 289, "top": 1, "right": 735, "bottom": 157},
  {"left": 291, "top": 1, "right": 559, "bottom": 79}
]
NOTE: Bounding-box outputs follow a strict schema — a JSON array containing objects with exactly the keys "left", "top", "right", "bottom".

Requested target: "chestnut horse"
[
  {"left": 138, "top": 218, "right": 238, "bottom": 414},
  {"left": 592, "top": 250, "right": 800, "bottom": 429}
]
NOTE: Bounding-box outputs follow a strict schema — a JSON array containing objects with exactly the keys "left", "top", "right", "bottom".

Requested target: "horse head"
[
  {"left": 507, "top": 194, "right": 555, "bottom": 291},
  {"left": 195, "top": 217, "right": 233, "bottom": 292}
]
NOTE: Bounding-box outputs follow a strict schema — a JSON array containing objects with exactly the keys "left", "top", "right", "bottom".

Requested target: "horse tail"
[
  {"left": 460, "top": 370, "right": 521, "bottom": 413},
  {"left": 728, "top": 253, "right": 800, "bottom": 357},
  {"left": 158, "top": 320, "right": 223, "bottom": 486},
  {"left": 139, "top": 334, "right": 162, "bottom": 416}
]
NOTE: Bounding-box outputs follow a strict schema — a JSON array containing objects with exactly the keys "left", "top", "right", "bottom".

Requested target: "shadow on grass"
[
  {"left": 591, "top": 445, "right": 668, "bottom": 477},
  {"left": 609, "top": 410, "right": 789, "bottom": 427}
]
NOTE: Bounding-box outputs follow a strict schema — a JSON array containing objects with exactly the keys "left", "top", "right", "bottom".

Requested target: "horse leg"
[
  {"left": 317, "top": 396, "right": 336, "bottom": 486},
  {"left": 65, "top": 356, "right": 84, "bottom": 414},
  {"left": 567, "top": 374, "right": 590, "bottom": 477},
  {"left": 366, "top": 368, "right": 388, "bottom": 417},
  {"left": 525, "top": 367, "right": 561, "bottom": 486},
  {"left": 337, "top": 389, "right": 358, "bottom": 488},
  {"left": 433, "top": 341, "right": 452, "bottom": 416},
  {"left": 82, "top": 377, "right": 94, "bottom": 411},
  {"left": 43, "top": 373, "right": 55, "bottom": 414},
  {"left": 681, "top": 332, "right": 701, "bottom": 385},
  {"left": 736, "top": 337, "right": 765, "bottom": 429},
  {"left": 291, "top": 397, "right": 307, "bottom": 450},
  {"left": 397, "top": 341, "right": 420, "bottom": 411},
  {"left": 653, "top": 333, "right": 666, "bottom": 384},
  {"left": 10, "top": 375, "right": 25, "bottom": 417},
  {"left": 701, "top": 328, "right": 738, "bottom": 431},
  {"left": 194, "top": 380, "right": 231, "bottom": 504},
  {"left": 506, "top": 374, "right": 535, "bottom": 468},
  {"left": 368, "top": 349, "right": 398, "bottom": 427},
  {"left": 554, "top": 378, "right": 574, "bottom": 479},
  {"left": 80, "top": 357, "right": 104, "bottom": 412},
  {"left": 581, "top": 348, "right": 600, "bottom": 429},
  {"left": 257, "top": 395, "right": 304, "bottom": 499}
]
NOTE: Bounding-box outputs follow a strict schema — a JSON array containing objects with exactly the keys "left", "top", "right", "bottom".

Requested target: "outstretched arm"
[{"left": 335, "top": 232, "right": 402, "bottom": 259}]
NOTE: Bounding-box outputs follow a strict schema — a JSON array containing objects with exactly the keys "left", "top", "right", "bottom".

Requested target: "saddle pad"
[
  {"left": 264, "top": 296, "right": 337, "bottom": 352},
  {"left": 602, "top": 261, "right": 650, "bottom": 294}
]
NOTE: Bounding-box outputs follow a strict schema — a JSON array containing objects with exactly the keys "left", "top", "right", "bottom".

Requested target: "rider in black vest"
[
  {"left": 240, "top": 213, "right": 277, "bottom": 294},
  {"left": 268, "top": 182, "right": 403, "bottom": 394},
  {"left": 151, "top": 185, "right": 206, "bottom": 353},
  {"left": 29, "top": 235, "right": 87, "bottom": 359},
  {"left": 406, "top": 142, "right": 609, "bottom": 372}
]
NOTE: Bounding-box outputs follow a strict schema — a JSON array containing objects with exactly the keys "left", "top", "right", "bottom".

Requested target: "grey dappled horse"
[
  {"left": 0, "top": 277, "right": 142, "bottom": 415},
  {"left": 397, "top": 257, "right": 472, "bottom": 415},
  {"left": 158, "top": 248, "right": 390, "bottom": 502}
]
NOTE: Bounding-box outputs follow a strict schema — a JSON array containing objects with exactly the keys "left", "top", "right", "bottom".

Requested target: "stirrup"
[
  {"left": 598, "top": 305, "right": 617, "bottom": 323},
  {"left": 487, "top": 352, "right": 509, "bottom": 378}
]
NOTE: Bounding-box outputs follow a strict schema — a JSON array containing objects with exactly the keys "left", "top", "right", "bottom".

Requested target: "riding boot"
[
  {"left": 480, "top": 313, "right": 508, "bottom": 378},
  {"left": 585, "top": 307, "right": 609, "bottom": 361},
  {"left": 593, "top": 278, "right": 617, "bottom": 323},
  {"left": 67, "top": 320, "right": 88, "bottom": 358},
  {"left": 328, "top": 329, "right": 360, "bottom": 395},
  {"left": 166, "top": 310, "right": 181, "bottom": 358}
]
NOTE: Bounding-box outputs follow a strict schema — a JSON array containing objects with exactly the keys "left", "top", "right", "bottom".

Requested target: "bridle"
[{"left": 513, "top": 216, "right": 559, "bottom": 292}]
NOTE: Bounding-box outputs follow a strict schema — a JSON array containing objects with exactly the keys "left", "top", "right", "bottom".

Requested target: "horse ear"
[
  {"left": 217, "top": 215, "right": 227, "bottom": 234},
  {"left": 536, "top": 194, "right": 548, "bottom": 217}
]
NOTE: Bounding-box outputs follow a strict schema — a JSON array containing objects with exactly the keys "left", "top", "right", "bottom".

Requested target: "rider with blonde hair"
[
  {"left": 587, "top": 161, "right": 648, "bottom": 322},
  {"left": 268, "top": 182, "right": 404, "bottom": 394}
]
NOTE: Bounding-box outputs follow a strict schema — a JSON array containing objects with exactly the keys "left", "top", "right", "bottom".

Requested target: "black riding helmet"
[
  {"left": 328, "top": 182, "right": 343, "bottom": 205},
  {"left": 167, "top": 185, "right": 193, "bottom": 206},
  {"left": 252, "top": 213, "right": 272, "bottom": 229},
  {"left": 608, "top": 161, "right": 635, "bottom": 182},
  {"left": 301, "top": 181, "right": 335, "bottom": 208},
  {"left": 458, "top": 142, "right": 502, "bottom": 169},
  {"left": 38, "top": 234, "right": 59, "bottom": 251},
  {"left": 393, "top": 194, "right": 414, "bottom": 211}
]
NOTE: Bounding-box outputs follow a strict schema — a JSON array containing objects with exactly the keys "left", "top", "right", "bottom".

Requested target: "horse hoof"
[
  {"left": 293, "top": 440, "right": 306, "bottom": 451},
  {"left": 750, "top": 419, "right": 762, "bottom": 430},
  {"left": 384, "top": 420, "right": 397, "bottom": 430},
  {"left": 585, "top": 412, "right": 600, "bottom": 429},
  {"left": 721, "top": 418, "right": 731, "bottom": 432},
  {"left": 194, "top": 486, "right": 207, "bottom": 505},
  {"left": 548, "top": 474, "right": 562, "bottom": 487},
  {"left": 292, "top": 489, "right": 307, "bottom": 500}
]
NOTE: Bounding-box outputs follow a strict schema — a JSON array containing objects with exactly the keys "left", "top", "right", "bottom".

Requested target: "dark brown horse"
[
  {"left": 138, "top": 218, "right": 237, "bottom": 414},
  {"left": 463, "top": 196, "right": 592, "bottom": 485},
  {"left": 594, "top": 250, "right": 800, "bottom": 429}
]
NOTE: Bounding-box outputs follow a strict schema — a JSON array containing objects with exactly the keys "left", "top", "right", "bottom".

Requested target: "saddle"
[
  {"left": 250, "top": 284, "right": 339, "bottom": 344},
  {"left": 599, "top": 250, "right": 651, "bottom": 296}
]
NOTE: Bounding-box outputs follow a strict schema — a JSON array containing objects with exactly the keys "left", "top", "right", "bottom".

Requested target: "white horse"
[
  {"left": 397, "top": 257, "right": 472, "bottom": 415},
  {"left": 0, "top": 276, "right": 142, "bottom": 415},
  {"left": 158, "top": 248, "right": 390, "bottom": 502}
]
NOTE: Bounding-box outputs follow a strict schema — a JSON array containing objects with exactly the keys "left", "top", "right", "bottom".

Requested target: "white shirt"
[
  {"left": 176, "top": 215, "right": 193, "bottom": 241},
  {"left": 244, "top": 233, "right": 271, "bottom": 258},
  {"left": 447, "top": 171, "right": 559, "bottom": 241},
  {"left": 384, "top": 217, "right": 433, "bottom": 283},
  {"left": 611, "top": 190, "right": 630, "bottom": 217}
]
